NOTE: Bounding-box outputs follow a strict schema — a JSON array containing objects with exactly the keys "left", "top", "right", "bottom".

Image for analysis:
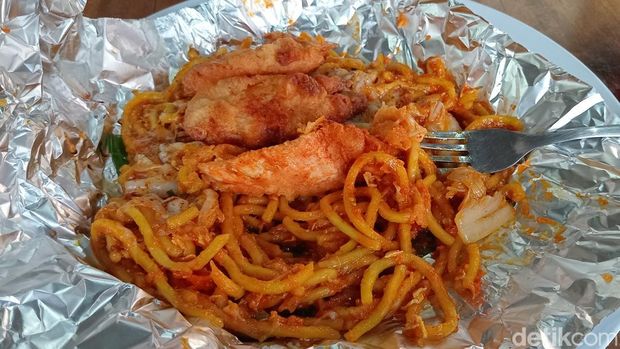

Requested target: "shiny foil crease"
[{"left": 0, "top": 0, "right": 618, "bottom": 348}]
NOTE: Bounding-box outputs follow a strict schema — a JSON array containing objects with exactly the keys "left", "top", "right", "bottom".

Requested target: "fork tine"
[
  {"left": 423, "top": 131, "right": 466, "bottom": 140},
  {"left": 424, "top": 131, "right": 470, "bottom": 165},
  {"left": 430, "top": 155, "right": 471, "bottom": 164},
  {"left": 420, "top": 142, "right": 468, "bottom": 151}
]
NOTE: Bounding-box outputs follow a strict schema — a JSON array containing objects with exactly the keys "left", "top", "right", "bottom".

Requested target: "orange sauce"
[
  {"left": 502, "top": 181, "right": 527, "bottom": 202},
  {"left": 602, "top": 273, "right": 613, "bottom": 283},
  {"left": 536, "top": 216, "right": 556, "bottom": 225},
  {"left": 528, "top": 170, "right": 541, "bottom": 179},
  {"left": 1, "top": 25, "right": 9, "bottom": 34},
  {"left": 536, "top": 216, "right": 566, "bottom": 242},
  {"left": 516, "top": 159, "right": 531, "bottom": 174},
  {"left": 597, "top": 197, "right": 609, "bottom": 207},
  {"left": 575, "top": 192, "right": 588, "bottom": 199},
  {"left": 397, "top": 12, "right": 409, "bottom": 28},
  {"left": 239, "top": 37, "right": 253, "bottom": 49},
  {"left": 519, "top": 201, "right": 533, "bottom": 219}
]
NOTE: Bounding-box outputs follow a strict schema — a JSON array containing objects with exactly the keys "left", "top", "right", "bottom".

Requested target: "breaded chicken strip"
[
  {"left": 183, "top": 33, "right": 333, "bottom": 96},
  {"left": 198, "top": 121, "right": 384, "bottom": 198},
  {"left": 183, "top": 73, "right": 366, "bottom": 148}
]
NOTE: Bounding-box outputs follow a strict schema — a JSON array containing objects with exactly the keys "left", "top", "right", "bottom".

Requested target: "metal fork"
[{"left": 420, "top": 126, "right": 620, "bottom": 173}]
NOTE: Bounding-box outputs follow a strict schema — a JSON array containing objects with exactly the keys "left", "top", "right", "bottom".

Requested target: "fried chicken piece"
[
  {"left": 183, "top": 73, "right": 366, "bottom": 148},
  {"left": 198, "top": 121, "right": 384, "bottom": 198},
  {"left": 183, "top": 33, "right": 333, "bottom": 96}
]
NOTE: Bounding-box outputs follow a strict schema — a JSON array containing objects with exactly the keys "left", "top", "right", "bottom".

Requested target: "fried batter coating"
[
  {"left": 198, "top": 121, "right": 384, "bottom": 198},
  {"left": 183, "top": 73, "right": 366, "bottom": 148},
  {"left": 182, "top": 33, "right": 333, "bottom": 96}
]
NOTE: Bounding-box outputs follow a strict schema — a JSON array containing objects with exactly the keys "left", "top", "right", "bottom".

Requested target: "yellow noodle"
[
  {"left": 413, "top": 76, "right": 457, "bottom": 100},
  {"left": 318, "top": 247, "right": 372, "bottom": 269},
  {"left": 261, "top": 197, "right": 279, "bottom": 223},
  {"left": 305, "top": 268, "right": 338, "bottom": 287},
  {"left": 407, "top": 143, "right": 421, "bottom": 181},
  {"left": 91, "top": 219, "right": 224, "bottom": 327},
  {"left": 216, "top": 253, "right": 314, "bottom": 294},
  {"left": 222, "top": 306, "right": 340, "bottom": 341},
  {"left": 465, "top": 115, "right": 524, "bottom": 131},
  {"left": 333, "top": 303, "right": 375, "bottom": 319},
  {"left": 158, "top": 234, "right": 184, "bottom": 258},
  {"left": 343, "top": 152, "right": 408, "bottom": 247},
  {"left": 319, "top": 192, "right": 382, "bottom": 250},
  {"left": 279, "top": 197, "right": 324, "bottom": 221},
  {"left": 234, "top": 204, "right": 266, "bottom": 216},
  {"left": 397, "top": 253, "right": 458, "bottom": 341},
  {"left": 334, "top": 240, "right": 358, "bottom": 255},
  {"left": 125, "top": 206, "right": 229, "bottom": 272},
  {"left": 447, "top": 238, "right": 463, "bottom": 274},
  {"left": 364, "top": 187, "right": 382, "bottom": 228},
  {"left": 241, "top": 215, "right": 263, "bottom": 230},
  {"left": 462, "top": 243, "right": 481, "bottom": 295},
  {"left": 360, "top": 258, "right": 396, "bottom": 305},
  {"left": 282, "top": 217, "right": 318, "bottom": 241},
  {"left": 302, "top": 286, "right": 335, "bottom": 304},
  {"left": 345, "top": 265, "right": 407, "bottom": 341},
  {"left": 426, "top": 212, "right": 455, "bottom": 246},
  {"left": 221, "top": 192, "right": 235, "bottom": 236},
  {"left": 378, "top": 202, "right": 411, "bottom": 223},
  {"left": 422, "top": 174, "right": 436, "bottom": 187},
  {"left": 345, "top": 254, "right": 380, "bottom": 272},
  {"left": 303, "top": 317, "right": 345, "bottom": 332},
  {"left": 418, "top": 149, "right": 437, "bottom": 177},
  {"left": 404, "top": 287, "right": 429, "bottom": 340},
  {"left": 225, "top": 236, "right": 278, "bottom": 279},
  {"left": 166, "top": 206, "right": 200, "bottom": 229},
  {"left": 210, "top": 261, "right": 245, "bottom": 299},
  {"left": 239, "top": 234, "right": 267, "bottom": 265},
  {"left": 245, "top": 322, "right": 340, "bottom": 341},
  {"left": 388, "top": 271, "right": 422, "bottom": 315},
  {"left": 384, "top": 222, "right": 398, "bottom": 240},
  {"left": 398, "top": 223, "right": 413, "bottom": 253},
  {"left": 434, "top": 246, "right": 448, "bottom": 276}
]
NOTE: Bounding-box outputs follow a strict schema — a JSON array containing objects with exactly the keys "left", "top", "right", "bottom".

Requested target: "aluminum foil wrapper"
[{"left": 1, "top": 0, "right": 619, "bottom": 348}]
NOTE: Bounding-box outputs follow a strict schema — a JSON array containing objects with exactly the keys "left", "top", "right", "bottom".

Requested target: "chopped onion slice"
[
  {"left": 455, "top": 192, "right": 515, "bottom": 243},
  {"left": 199, "top": 189, "right": 223, "bottom": 228}
]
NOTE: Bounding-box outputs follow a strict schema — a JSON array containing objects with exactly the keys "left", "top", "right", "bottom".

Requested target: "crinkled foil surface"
[{"left": 1, "top": 0, "right": 619, "bottom": 348}]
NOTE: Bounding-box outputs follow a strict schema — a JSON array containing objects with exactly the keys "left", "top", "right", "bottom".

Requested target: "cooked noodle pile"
[{"left": 92, "top": 33, "right": 522, "bottom": 343}]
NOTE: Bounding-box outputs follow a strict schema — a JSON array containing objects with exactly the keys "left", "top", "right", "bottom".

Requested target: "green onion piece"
[{"left": 105, "top": 134, "right": 128, "bottom": 174}]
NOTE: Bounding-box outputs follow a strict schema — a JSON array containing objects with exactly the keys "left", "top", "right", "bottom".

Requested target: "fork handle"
[{"left": 533, "top": 125, "right": 620, "bottom": 146}]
